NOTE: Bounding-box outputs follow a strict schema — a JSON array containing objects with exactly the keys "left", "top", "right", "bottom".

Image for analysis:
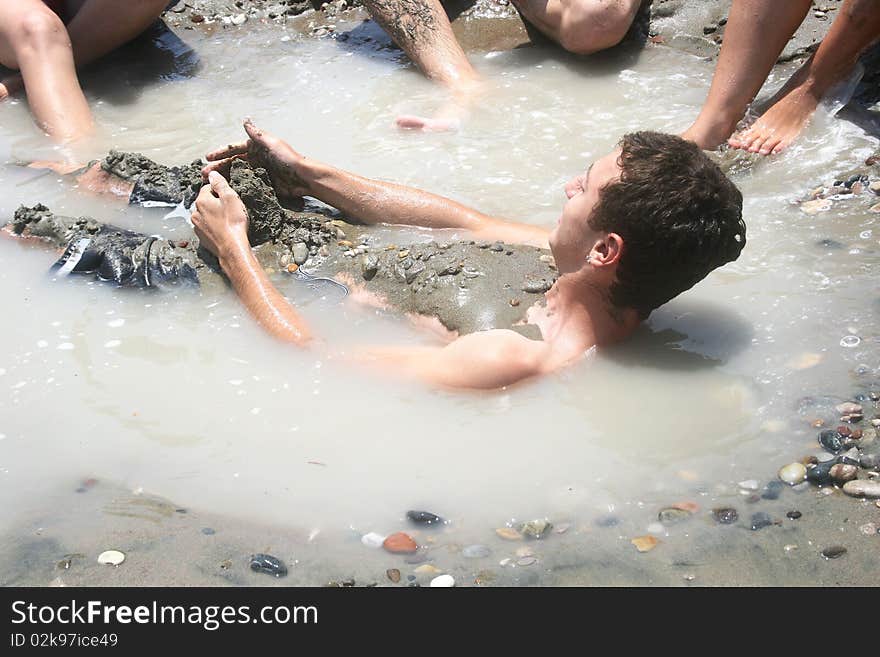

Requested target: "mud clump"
[{"left": 101, "top": 150, "right": 203, "bottom": 207}]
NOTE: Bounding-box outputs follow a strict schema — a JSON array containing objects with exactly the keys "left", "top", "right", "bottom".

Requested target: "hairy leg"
[
  {"left": 681, "top": 0, "right": 811, "bottom": 150},
  {"left": 511, "top": 0, "right": 641, "bottom": 55},
  {"left": 730, "top": 0, "right": 880, "bottom": 155},
  {"left": 0, "top": 0, "right": 92, "bottom": 142}
]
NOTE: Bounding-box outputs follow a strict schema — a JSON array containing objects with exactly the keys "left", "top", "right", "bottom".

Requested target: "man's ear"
[{"left": 589, "top": 233, "right": 624, "bottom": 267}]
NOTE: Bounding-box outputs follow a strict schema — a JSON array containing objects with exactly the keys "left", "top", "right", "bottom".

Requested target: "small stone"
[
  {"left": 786, "top": 510, "right": 802, "bottom": 519},
  {"left": 870, "top": 202, "right": 880, "bottom": 213},
  {"left": 672, "top": 501, "right": 700, "bottom": 513},
  {"left": 712, "top": 508, "right": 738, "bottom": 524},
  {"left": 818, "top": 429, "right": 843, "bottom": 453},
  {"left": 836, "top": 402, "right": 863, "bottom": 415},
  {"left": 509, "top": 298, "right": 520, "bottom": 307},
  {"left": 361, "top": 255, "right": 379, "bottom": 280},
  {"left": 859, "top": 454, "right": 880, "bottom": 469},
  {"left": 462, "top": 545, "right": 490, "bottom": 558},
  {"left": 762, "top": 480, "right": 785, "bottom": 500},
  {"left": 750, "top": 512, "right": 773, "bottom": 530},
  {"left": 631, "top": 535, "right": 659, "bottom": 552},
  {"left": 738, "top": 479, "right": 759, "bottom": 490},
  {"left": 821, "top": 546, "right": 847, "bottom": 559},
  {"left": 495, "top": 527, "right": 523, "bottom": 541},
  {"left": 430, "top": 574, "right": 455, "bottom": 587},
  {"left": 249, "top": 553, "right": 287, "bottom": 577},
  {"left": 190, "top": 13, "right": 205, "bottom": 23},
  {"left": 522, "top": 279, "right": 552, "bottom": 294},
  {"left": 97, "top": 550, "right": 125, "bottom": 566},
  {"left": 386, "top": 568, "right": 401, "bottom": 583},
  {"left": 778, "top": 462, "right": 807, "bottom": 485},
  {"left": 595, "top": 515, "right": 620, "bottom": 528},
  {"left": 869, "top": 181, "right": 880, "bottom": 194},
  {"left": 361, "top": 532, "right": 386, "bottom": 548},
  {"left": 842, "top": 479, "right": 880, "bottom": 498},
  {"left": 829, "top": 463, "right": 858, "bottom": 484},
  {"left": 201, "top": 527, "right": 216, "bottom": 535},
  {"left": 406, "top": 510, "right": 445, "bottom": 527},
  {"left": 554, "top": 523, "right": 571, "bottom": 534},
  {"left": 414, "top": 564, "right": 442, "bottom": 575},
  {"left": 800, "top": 198, "right": 832, "bottom": 214},
  {"left": 220, "top": 559, "right": 232, "bottom": 570},
  {"left": 383, "top": 532, "right": 418, "bottom": 554},
  {"left": 292, "top": 242, "right": 309, "bottom": 265},
  {"left": 517, "top": 519, "right": 552, "bottom": 539},
  {"left": 858, "top": 522, "right": 877, "bottom": 535},
  {"left": 230, "top": 12, "right": 246, "bottom": 24},
  {"left": 286, "top": 263, "right": 299, "bottom": 273},
  {"left": 515, "top": 546, "right": 535, "bottom": 558},
  {"left": 839, "top": 447, "right": 861, "bottom": 465},
  {"left": 658, "top": 507, "right": 692, "bottom": 524},
  {"left": 516, "top": 556, "right": 538, "bottom": 566}
]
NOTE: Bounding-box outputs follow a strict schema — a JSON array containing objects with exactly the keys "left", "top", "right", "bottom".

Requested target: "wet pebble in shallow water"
[
  {"left": 462, "top": 545, "right": 491, "bottom": 559},
  {"left": 842, "top": 480, "right": 880, "bottom": 498},
  {"left": 713, "top": 508, "right": 738, "bottom": 524},
  {"left": 406, "top": 510, "right": 445, "bottom": 527},
  {"left": 383, "top": 532, "right": 418, "bottom": 554},
  {"left": 778, "top": 463, "right": 807, "bottom": 485},
  {"left": 97, "top": 550, "right": 125, "bottom": 566},
  {"left": 818, "top": 429, "right": 844, "bottom": 453},
  {"left": 495, "top": 527, "right": 523, "bottom": 541},
  {"left": 762, "top": 480, "right": 785, "bottom": 500},
  {"left": 821, "top": 546, "right": 847, "bottom": 560},
  {"left": 658, "top": 507, "right": 692, "bottom": 525},
  {"left": 430, "top": 575, "right": 455, "bottom": 587},
  {"left": 750, "top": 512, "right": 773, "bottom": 531},
  {"left": 807, "top": 460, "right": 835, "bottom": 485},
  {"left": 787, "top": 511, "right": 802, "bottom": 520},
  {"left": 386, "top": 569, "right": 401, "bottom": 583},
  {"left": 631, "top": 536, "right": 659, "bottom": 552},
  {"left": 361, "top": 532, "right": 386, "bottom": 548},
  {"left": 249, "top": 554, "right": 287, "bottom": 578},
  {"left": 517, "top": 519, "right": 552, "bottom": 539},
  {"left": 860, "top": 454, "right": 880, "bottom": 469},
  {"left": 201, "top": 527, "right": 216, "bottom": 535},
  {"left": 829, "top": 463, "right": 858, "bottom": 484}
]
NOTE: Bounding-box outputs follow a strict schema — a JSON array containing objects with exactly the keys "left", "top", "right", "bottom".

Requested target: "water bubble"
[{"left": 840, "top": 335, "right": 861, "bottom": 348}]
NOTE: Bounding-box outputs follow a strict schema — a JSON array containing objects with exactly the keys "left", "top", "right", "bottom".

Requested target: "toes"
[{"left": 759, "top": 136, "right": 781, "bottom": 156}]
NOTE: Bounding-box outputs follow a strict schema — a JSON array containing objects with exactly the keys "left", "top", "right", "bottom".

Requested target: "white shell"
[{"left": 97, "top": 550, "right": 125, "bottom": 566}]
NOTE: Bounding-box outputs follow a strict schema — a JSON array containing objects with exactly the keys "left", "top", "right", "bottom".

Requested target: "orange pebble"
[
  {"left": 382, "top": 532, "right": 418, "bottom": 554},
  {"left": 287, "top": 264, "right": 299, "bottom": 273}
]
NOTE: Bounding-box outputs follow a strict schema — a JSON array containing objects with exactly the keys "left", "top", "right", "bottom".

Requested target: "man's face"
[{"left": 549, "top": 148, "right": 622, "bottom": 274}]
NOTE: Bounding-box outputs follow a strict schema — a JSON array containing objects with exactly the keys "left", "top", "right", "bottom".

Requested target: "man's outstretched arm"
[
  {"left": 204, "top": 120, "right": 550, "bottom": 248},
  {"left": 192, "top": 173, "right": 549, "bottom": 389}
]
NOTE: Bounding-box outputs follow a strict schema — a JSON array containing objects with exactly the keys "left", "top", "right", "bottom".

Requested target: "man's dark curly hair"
[{"left": 589, "top": 131, "right": 746, "bottom": 319}]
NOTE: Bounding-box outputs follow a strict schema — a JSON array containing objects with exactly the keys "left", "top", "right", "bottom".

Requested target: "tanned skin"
[{"left": 193, "top": 120, "right": 640, "bottom": 390}]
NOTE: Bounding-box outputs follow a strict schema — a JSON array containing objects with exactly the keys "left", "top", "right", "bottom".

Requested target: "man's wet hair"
[{"left": 589, "top": 131, "right": 746, "bottom": 319}]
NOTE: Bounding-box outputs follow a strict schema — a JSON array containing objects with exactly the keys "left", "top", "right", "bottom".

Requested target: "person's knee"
[
  {"left": 556, "top": 0, "right": 638, "bottom": 55},
  {"left": 14, "top": 10, "right": 69, "bottom": 54}
]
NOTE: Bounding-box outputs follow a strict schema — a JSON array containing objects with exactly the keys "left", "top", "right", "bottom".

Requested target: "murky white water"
[{"left": 0, "top": 23, "right": 877, "bottom": 540}]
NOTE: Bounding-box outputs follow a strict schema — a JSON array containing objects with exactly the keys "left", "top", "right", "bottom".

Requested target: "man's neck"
[{"left": 540, "top": 272, "right": 641, "bottom": 350}]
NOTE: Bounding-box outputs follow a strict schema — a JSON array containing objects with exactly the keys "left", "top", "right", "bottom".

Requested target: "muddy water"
[{"left": 0, "top": 24, "right": 878, "bottom": 578}]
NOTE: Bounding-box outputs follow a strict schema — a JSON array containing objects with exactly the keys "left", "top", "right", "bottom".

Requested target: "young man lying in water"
[{"left": 184, "top": 120, "right": 746, "bottom": 390}]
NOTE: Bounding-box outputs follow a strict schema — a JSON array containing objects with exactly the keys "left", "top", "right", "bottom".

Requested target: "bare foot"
[
  {"left": 27, "top": 160, "right": 86, "bottom": 175},
  {"left": 727, "top": 62, "right": 828, "bottom": 156},
  {"left": 0, "top": 73, "right": 23, "bottom": 101},
  {"left": 396, "top": 113, "right": 461, "bottom": 133},
  {"left": 75, "top": 162, "right": 134, "bottom": 198}
]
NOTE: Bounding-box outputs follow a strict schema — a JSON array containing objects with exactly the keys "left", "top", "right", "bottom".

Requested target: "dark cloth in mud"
[{"left": 12, "top": 156, "right": 557, "bottom": 337}]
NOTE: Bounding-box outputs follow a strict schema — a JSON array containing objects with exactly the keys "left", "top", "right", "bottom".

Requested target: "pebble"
[
  {"left": 779, "top": 462, "right": 807, "bottom": 485},
  {"left": 750, "top": 512, "right": 773, "bottom": 531},
  {"left": 516, "top": 556, "right": 538, "bottom": 566},
  {"left": 553, "top": 523, "right": 571, "bottom": 534},
  {"left": 292, "top": 242, "right": 309, "bottom": 265},
  {"left": 515, "top": 546, "right": 535, "bottom": 558},
  {"left": 631, "top": 535, "right": 659, "bottom": 552},
  {"left": 712, "top": 508, "right": 738, "bottom": 524},
  {"left": 495, "top": 527, "right": 523, "bottom": 541},
  {"left": 800, "top": 198, "right": 832, "bottom": 214},
  {"left": 404, "top": 550, "right": 430, "bottom": 565},
  {"left": 829, "top": 463, "right": 858, "bottom": 484},
  {"left": 361, "top": 532, "right": 386, "bottom": 548},
  {"left": 821, "top": 546, "right": 847, "bottom": 560},
  {"left": 230, "top": 12, "right": 246, "bottom": 25},
  {"left": 249, "top": 553, "right": 287, "bottom": 577},
  {"left": 858, "top": 522, "right": 877, "bottom": 536},
  {"left": 658, "top": 507, "right": 692, "bottom": 524},
  {"left": 286, "top": 263, "right": 299, "bottom": 273},
  {"left": 97, "top": 550, "right": 125, "bottom": 566},
  {"left": 383, "top": 532, "right": 418, "bottom": 554},
  {"left": 870, "top": 202, "right": 880, "bottom": 214},
  {"left": 517, "top": 519, "right": 552, "bottom": 539},
  {"left": 462, "top": 544, "right": 490, "bottom": 559},
  {"left": 429, "top": 575, "right": 455, "bottom": 587},
  {"left": 201, "top": 527, "right": 216, "bottom": 535},
  {"left": 762, "top": 480, "right": 785, "bottom": 499},
  {"left": 839, "top": 448, "right": 861, "bottom": 465},
  {"left": 414, "top": 564, "right": 442, "bottom": 575},
  {"left": 807, "top": 460, "right": 835, "bottom": 486},
  {"left": 786, "top": 510, "right": 802, "bottom": 519},
  {"left": 738, "top": 479, "right": 759, "bottom": 490},
  {"left": 595, "top": 515, "right": 620, "bottom": 528},
  {"left": 386, "top": 568, "right": 401, "bottom": 583},
  {"left": 406, "top": 510, "right": 445, "bottom": 527},
  {"left": 842, "top": 479, "right": 880, "bottom": 498},
  {"left": 870, "top": 181, "right": 880, "bottom": 194},
  {"left": 818, "top": 429, "right": 843, "bottom": 453},
  {"left": 860, "top": 454, "right": 880, "bottom": 469},
  {"left": 521, "top": 279, "right": 552, "bottom": 294}
]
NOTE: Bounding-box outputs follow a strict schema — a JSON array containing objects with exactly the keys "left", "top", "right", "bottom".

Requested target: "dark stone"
[
  {"left": 786, "top": 511, "right": 802, "bottom": 520},
  {"left": 761, "top": 480, "right": 785, "bottom": 500},
  {"left": 249, "top": 553, "right": 288, "bottom": 577},
  {"left": 712, "top": 508, "right": 738, "bottom": 524},
  {"left": 816, "top": 238, "right": 846, "bottom": 249},
  {"left": 821, "top": 546, "right": 847, "bottom": 559},
  {"left": 818, "top": 429, "right": 843, "bottom": 453},
  {"left": 806, "top": 460, "right": 836, "bottom": 486},
  {"left": 860, "top": 453, "right": 880, "bottom": 469},
  {"left": 750, "top": 512, "right": 773, "bottom": 530},
  {"left": 201, "top": 527, "right": 216, "bottom": 535},
  {"left": 595, "top": 515, "right": 620, "bottom": 528},
  {"left": 406, "top": 510, "right": 445, "bottom": 527}
]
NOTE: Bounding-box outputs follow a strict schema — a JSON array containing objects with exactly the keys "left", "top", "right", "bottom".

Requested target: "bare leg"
[
  {"left": 681, "top": 0, "right": 811, "bottom": 150},
  {"left": 511, "top": 0, "right": 641, "bottom": 55},
  {"left": 0, "top": 0, "right": 93, "bottom": 142},
  {"left": 361, "top": 0, "right": 481, "bottom": 130},
  {"left": 731, "top": 0, "right": 880, "bottom": 155}
]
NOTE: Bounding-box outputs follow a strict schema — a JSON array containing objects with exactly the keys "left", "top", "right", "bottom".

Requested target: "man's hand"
[
  {"left": 191, "top": 171, "right": 250, "bottom": 260},
  {"left": 203, "top": 119, "right": 312, "bottom": 204}
]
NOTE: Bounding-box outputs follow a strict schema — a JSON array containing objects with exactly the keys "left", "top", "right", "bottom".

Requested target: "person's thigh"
[{"left": 0, "top": 0, "right": 68, "bottom": 69}]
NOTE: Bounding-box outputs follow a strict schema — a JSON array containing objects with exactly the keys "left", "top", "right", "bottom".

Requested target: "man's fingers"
[
  {"left": 208, "top": 170, "right": 236, "bottom": 198},
  {"left": 206, "top": 142, "right": 248, "bottom": 161},
  {"left": 201, "top": 154, "right": 247, "bottom": 181},
  {"left": 195, "top": 182, "right": 219, "bottom": 209}
]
